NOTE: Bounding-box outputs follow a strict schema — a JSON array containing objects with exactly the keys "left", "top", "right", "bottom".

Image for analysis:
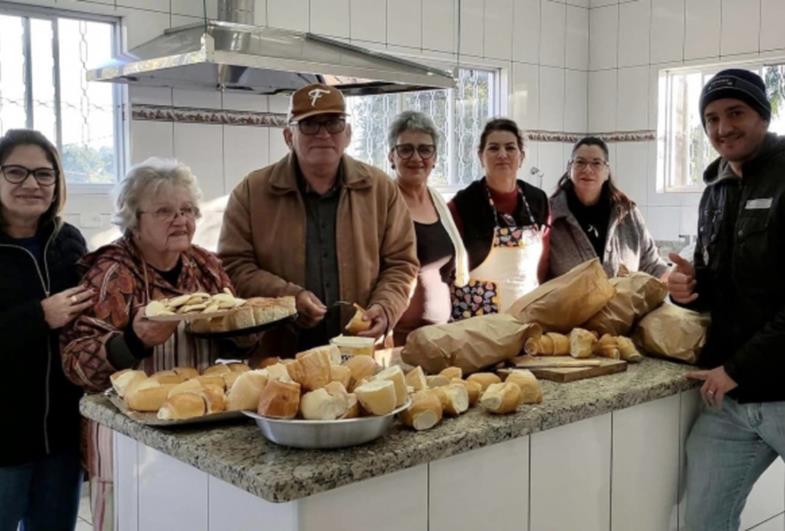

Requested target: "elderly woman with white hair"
[
  {"left": 61, "top": 157, "right": 234, "bottom": 529},
  {"left": 387, "top": 111, "right": 468, "bottom": 345}
]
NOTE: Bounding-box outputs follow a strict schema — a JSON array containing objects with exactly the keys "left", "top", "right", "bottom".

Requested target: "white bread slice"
[
  {"left": 354, "top": 379, "right": 396, "bottom": 416},
  {"left": 373, "top": 365, "right": 407, "bottom": 407}
]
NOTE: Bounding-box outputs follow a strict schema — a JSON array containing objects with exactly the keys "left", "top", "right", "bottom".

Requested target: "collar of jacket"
[
  {"left": 0, "top": 217, "right": 58, "bottom": 244},
  {"left": 268, "top": 153, "right": 373, "bottom": 195},
  {"left": 704, "top": 132, "right": 785, "bottom": 186}
]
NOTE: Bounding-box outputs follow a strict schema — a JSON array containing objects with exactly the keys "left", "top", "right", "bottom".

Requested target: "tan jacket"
[{"left": 218, "top": 153, "right": 418, "bottom": 356}]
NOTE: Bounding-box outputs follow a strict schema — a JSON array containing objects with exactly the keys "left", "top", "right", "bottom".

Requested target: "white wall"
[{"left": 586, "top": 0, "right": 785, "bottom": 241}]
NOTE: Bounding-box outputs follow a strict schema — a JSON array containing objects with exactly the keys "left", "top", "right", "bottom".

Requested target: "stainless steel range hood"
[{"left": 87, "top": 0, "right": 455, "bottom": 96}]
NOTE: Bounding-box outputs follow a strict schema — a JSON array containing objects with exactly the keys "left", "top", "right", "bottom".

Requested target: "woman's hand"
[
  {"left": 41, "top": 285, "right": 95, "bottom": 329},
  {"left": 132, "top": 306, "right": 179, "bottom": 348}
]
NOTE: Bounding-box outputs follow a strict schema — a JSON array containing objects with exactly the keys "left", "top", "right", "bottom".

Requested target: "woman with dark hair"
[
  {"left": 0, "top": 129, "right": 91, "bottom": 531},
  {"left": 448, "top": 118, "right": 550, "bottom": 318},
  {"left": 548, "top": 136, "right": 667, "bottom": 279}
]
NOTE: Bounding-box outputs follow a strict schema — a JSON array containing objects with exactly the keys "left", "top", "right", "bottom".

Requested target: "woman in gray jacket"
[{"left": 548, "top": 136, "right": 668, "bottom": 280}]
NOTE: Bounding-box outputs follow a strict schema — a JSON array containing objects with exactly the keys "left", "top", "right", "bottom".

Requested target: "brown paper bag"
[
  {"left": 401, "top": 314, "right": 541, "bottom": 375},
  {"left": 506, "top": 259, "right": 615, "bottom": 333},
  {"left": 633, "top": 303, "right": 710, "bottom": 364},
  {"left": 582, "top": 272, "right": 668, "bottom": 336}
]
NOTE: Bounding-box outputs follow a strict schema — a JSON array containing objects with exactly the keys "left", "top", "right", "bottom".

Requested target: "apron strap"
[{"left": 484, "top": 180, "right": 539, "bottom": 229}]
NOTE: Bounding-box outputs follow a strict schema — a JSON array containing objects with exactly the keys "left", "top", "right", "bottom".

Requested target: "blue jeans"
[
  {"left": 685, "top": 397, "right": 785, "bottom": 531},
  {"left": 0, "top": 448, "right": 82, "bottom": 531}
]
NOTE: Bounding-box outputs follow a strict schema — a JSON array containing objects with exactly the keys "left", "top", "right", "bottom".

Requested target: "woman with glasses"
[
  {"left": 548, "top": 136, "right": 667, "bottom": 279},
  {"left": 60, "top": 157, "right": 235, "bottom": 530},
  {"left": 0, "top": 129, "right": 91, "bottom": 531},
  {"left": 387, "top": 111, "right": 469, "bottom": 345},
  {"left": 448, "top": 118, "right": 550, "bottom": 318}
]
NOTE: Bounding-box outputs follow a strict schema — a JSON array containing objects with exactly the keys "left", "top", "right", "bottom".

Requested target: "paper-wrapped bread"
[{"left": 582, "top": 272, "right": 668, "bottom": 336}]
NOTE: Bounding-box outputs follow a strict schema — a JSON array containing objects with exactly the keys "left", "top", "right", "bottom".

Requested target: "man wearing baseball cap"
[
  {"left": 667, "top": 68, "right": 785, "bottom": 530},
  {"left": 218, "top": 83, "right": 418, "bottom": 355}
]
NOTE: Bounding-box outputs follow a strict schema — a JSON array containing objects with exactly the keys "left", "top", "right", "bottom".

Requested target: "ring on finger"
[{"left": 70, "top": 295, "right": 77, "bottom": 304}]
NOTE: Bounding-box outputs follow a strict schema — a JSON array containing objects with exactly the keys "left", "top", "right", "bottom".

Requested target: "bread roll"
[
  {"left": 158, "top": 392, "right": 207, "bottom": 420},
  {"left": 405, "top": 366, "right": 427, "bottom": 392},
  {"left": 189, "top": 318, "right": 210, "bottom": 333},
  {"left": 547, "top": 333, "right": 570, "bottom": 355},
  {"left": 201, "top": 384, "right": 227, "bottom": 413},
  {"left": 329, "top": 365, "right": 352, "bottom": 389},
  {"left": 222, "top": 371, "right": 242, "bottom": 390},
  {"left": 258, "top": 356, "right": 281, "bottom": 369},
  {"left": 257, "top": 380, "right": 301, "bottom": 419},
  {"left": 110, "top": 369, "right": 147, "bottom": 397},
  {"left": 342, "top": 393, "right": 359, "bottom": 419},
  {"left": 401, "top": 390, "right": 443, "bottom": 431},
  {"left": 195, "top": 375, "right": 225, "bottom": 389},
  {"left": 373, "top": 365, "right": 407, "bottom": 407},
  {"left": 202, "top": 364, "right": 231, "bottom": 376},
  {"left": 293, "top": 349, "right": 332, "bottom": 391},
  {"left": 570, "top": 328, "right": 597, "bottom": 358},
  {"left": 432, "top": 383, "right": 469, "bottom": 416},
  {"left": 150, "top": 370, "right": 185, "bottom": 385},
  {"left": 466, "top": 372, "right": 502, "bottom": 391},
  {"left": 125, "top": 373, "right": 156, "bottom": 397},
  {"left": 296, "top": 344, "right": 341, "bottom": 365},
  {"left": 247, "top": 296, "right": 296, "bottom": 324},
  {"left": 226, "top": 362, "right": 250, "bottom": 373},
  {"left": 229, "top": 306, "right": 256, "bottom": 330},
  {"left": 616, "top": 336, "right": 643, "bottom": 363},
  {"left": 439, "top": 366, "right": 463, "bottom": 380},
  {"left": 451, "top": 378, "right": 482, "bottom": 406},
  {"left": 300, "top": 388, "right": 348, "bottom": 420},
  {"left": 344, "top": 303, "right": 371, "bottom": 335},
  {"left": 125, "top": 383, "right": 175, "bottom": 412},
  {"left": 593, "top": 334, "right": 621, "bottom": 359},
  {"left": 480, "top": 382, "right": 523, "bottom": 414},
  {"left": 354, "top": 379, "right": 396, "bottom": 416},
  {"left": 173, "top": 367, "right": 199, "bottom": 380},
  {"left": 207, "top": 315, "right": 230, "bottom": 333},
  {"left": 266, "top": 363, "right": 294, "bottom": 383},
  {"left": 226, "top": 370, "right": 269, "bottom": 411},
  {"left": 167, "top": 378, "right": 203, "bottom": 398},
  {"left": 343, "top": 355, "right": 380, "bottom": 390},
  {"left": 426, "top": 374, "right": 450, "bottom": 388},
  {"left": 504, "top": 370, "right": 543, "bottom": 404}
]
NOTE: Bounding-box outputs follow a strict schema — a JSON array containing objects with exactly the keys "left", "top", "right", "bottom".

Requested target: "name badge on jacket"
[{"left": 745, "top": 198, "right": 772, "bottom": 210}]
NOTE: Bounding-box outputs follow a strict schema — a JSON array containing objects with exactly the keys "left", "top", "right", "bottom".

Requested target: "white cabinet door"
[
  {"left": 678, "top": 389, "right": 701, "bottom": 530},
  {"left": 612, "top": 395, "right": 680, "bottom": 531},
  {"left": 741, "top": 459, "right": 785, "bottom": 530},
  {"left": 429, "top": 436, "right": 529, "bottom": 531},
  {"left": 113, "top": 432, "right": 139, "bottom": 531},
  {"left": 207, "top": 476, "right": 297, "bottom": 531},
  {"left": 530, "top": 414, "right": 612, "bottom": 531}
]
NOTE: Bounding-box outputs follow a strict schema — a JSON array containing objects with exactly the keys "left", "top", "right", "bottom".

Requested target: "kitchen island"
[{"left": 81, "top": 358, "right": 785, "bottom": 531}]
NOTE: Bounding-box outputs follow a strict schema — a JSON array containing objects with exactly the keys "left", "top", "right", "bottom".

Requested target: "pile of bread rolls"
[
  {"left": 111, "top": 362, "right": 259, "bottom": 420},
  {"left": 524, "top": 328, "right": 643, "bottom": 362},
  {"left": 144, "top": 289, "right": 246, "bottom": 318},
  {"left": 400, "top": 365, "right": 544, "bottom": 432},
  {"left": 190, "top": 296, "right": 296, "bottom": 333}
]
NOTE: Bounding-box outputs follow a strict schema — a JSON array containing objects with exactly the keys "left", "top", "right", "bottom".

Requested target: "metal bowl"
[{"left": 243, "top": 400, "right": 411, "bottom": 449}]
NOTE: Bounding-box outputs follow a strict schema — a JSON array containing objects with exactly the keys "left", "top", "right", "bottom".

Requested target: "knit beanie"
[{"left": 699, "top": 69, "right": 771, "bottom": 127}]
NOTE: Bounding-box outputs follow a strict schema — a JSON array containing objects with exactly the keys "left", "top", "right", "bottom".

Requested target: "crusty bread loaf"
[
  {"left": 110, "top": 369, "right": 147, "bottom": 397},
  {"left": 432, "top": 383, "right": 469, "bottom": 416},
  {"left": 157, "top": 392, "right": 207, "bottom": 420},
  {"left": 344, "top": 303, "right": 371, "bottom": 335},
  {"left": 207, "top": 315, "right": 230, "bottom": 333},
  {"left": 201, "top": 384, "right": 227, "bottom": 413},
  {"left": 300, "top": 388, "right": 348, "bottom": 420},
  {"left": 466, "top": 372, "right": 502, "bottom": 391},
  {"left": 229, "top": 306, "right": 256, "bottom": 330},
  {"left": 480, "top": 382, "right": 523, "bottom": 414},
  {"left": 439, "top": 366, "right": 463, "bottom": 380},
  {"left": 195, "top": 375, "right": 225, "bottom": 390},
  {"left": 172, "top": 367, "right": 199, "bottom": 380},
  {"left": 125, "top": 383, "right": 175, "bottom": 412},
  {"left": 246, "top": 296, "right": 296, "bottom": 325},
  {"left": 373, "top": 365, "right": 407, "bottom": 407},
  {"left": 616, "top": 336, "right": 643, "bottom": 362},
  {"left": 504, "top": 370, "right": 543, "bottom": 404},
  {"left": 451, "top": 378, "right": 482, "bottom": 406},
  {"left": 167, "top": 378, "right": 203, "bottom": 399},
  {"left": 149, "top": 370, "right": 185, "bottom": 385},
  {"left": 226, "top": 362, "right": 250, "bottom": 373},
  {"left": 343, "top": 355, "right": 379, "bottom": 390},
  {"left": 354, "top": 379, "right": 396, "bottom": 416},
  {"left": 226, "top": 370, "right": 269, "bottom": 411},
  {"left": 222, "top": 371, "right": 242, "bottom": 390},
  {"left": 594, "top": 334, "right": 621, "bottom": 359},
  {"left": 401, "top": 390, "right": 443, "bottom": 431},
  {"left": 296, "top": 344, "right": 341, "bottom": 365},
  {"left": 342, "top": 393, "right": 359, "bottom": 419},
  {"left": 329, "top": 365, "right": 352, "bottom": 389},
  {"left": 292, "top": 349, "right": 331, "bottom": 392},
  {"left": 266, "top": 363, "right": 294, "bottom": 383},
  {"left": 425, "top": 374, "right": 450, "bottom": 388},
  {"left": 257, "top": 380, "right": 301, "bottom": 419},
  {"left": 547, "top": 333, "right": 570, "bottom": 355},
  {"left": 189, "top": 318, "right": 211, "bottom": 333},
  {"left": 570, "top": 328, "right": 597, "bottom": 359},
  {"left": 202, "top": 364, "right": 231, "bottom": 376},
  {"left": 405, "top": 366, "right": 427, "bottom": 392}
]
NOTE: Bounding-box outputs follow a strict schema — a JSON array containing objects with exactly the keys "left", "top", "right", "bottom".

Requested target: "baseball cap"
[{"left": 287, "top": 83, "right": 347, "bottom": 123}]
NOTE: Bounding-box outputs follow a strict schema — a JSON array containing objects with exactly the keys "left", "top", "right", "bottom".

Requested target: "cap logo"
[
  {"left": 308, "top": 88, "right": 331, "bottom": 107},
  {"left": 707, "top": 77, "right": 735, "bottom": 92}
]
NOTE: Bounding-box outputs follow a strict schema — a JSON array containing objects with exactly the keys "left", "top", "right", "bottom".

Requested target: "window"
[
  {"left": 657, "top": 63, "right": 785, "bottom": 193},
  {"left": 0, "top": 4, "right": 122, "bottom": 185},
  {"left": 346, "top": 67, "right": 499, "bottom": 190}
]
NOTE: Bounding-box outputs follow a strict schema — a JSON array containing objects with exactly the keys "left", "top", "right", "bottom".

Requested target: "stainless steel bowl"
[{"left": 243, "top": 400, "right": 411, "bottom": 449}]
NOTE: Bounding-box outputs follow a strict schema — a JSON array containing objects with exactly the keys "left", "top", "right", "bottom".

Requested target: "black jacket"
[
  {"left": 0, "top": 221, "right": 86, "bottom": 465},
  {"left": 689, "top": 133, "right": 785, "bottom": 403},
  {"left": 450, "top": 178, "right": 550, "bottom": 271}
]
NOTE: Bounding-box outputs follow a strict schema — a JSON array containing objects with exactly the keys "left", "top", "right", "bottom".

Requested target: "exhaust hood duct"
[{"left": 87, "top": 0, "right": 455, "bottom": 96}]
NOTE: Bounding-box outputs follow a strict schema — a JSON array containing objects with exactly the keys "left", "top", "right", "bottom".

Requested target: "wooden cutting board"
[{"left": 506, "top": 355, "right": 627, "bottom": 382}]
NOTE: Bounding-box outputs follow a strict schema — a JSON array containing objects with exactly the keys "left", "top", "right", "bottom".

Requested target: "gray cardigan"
[{"left": 547, "top": 189, "right": 668, "bottom": 279}]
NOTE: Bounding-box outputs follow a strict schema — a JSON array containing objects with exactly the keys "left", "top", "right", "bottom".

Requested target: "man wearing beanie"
[
  {"left": 668, "top": 68, "right": 785, "bottom": 530},
  {"left": 218, "top": 84, "right": 418, "bottom": 356}
]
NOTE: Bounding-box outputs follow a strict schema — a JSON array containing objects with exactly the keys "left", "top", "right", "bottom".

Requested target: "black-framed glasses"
[
  {"left": 138, "top": 206, "right": 200, "bottom": 223},
  {"left": 1, "top": 165, "right": 58, "bottom": 186},
  {"left": 570, "top": 158, "right": 608, "bottom": 171},
  {"left": 393, "top": 143, "right": 436, "bottom": 160},
  {"left": 291, "top": 117, "right": 347, "bottom": 136}
]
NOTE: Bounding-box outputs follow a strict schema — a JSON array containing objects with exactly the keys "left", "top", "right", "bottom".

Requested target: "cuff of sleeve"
[
  {"left": 107, "top": 330, "right": 152, "bottom": 370},
  {"left": 723, "top": 358, "right": 742, "bottom": 386}
]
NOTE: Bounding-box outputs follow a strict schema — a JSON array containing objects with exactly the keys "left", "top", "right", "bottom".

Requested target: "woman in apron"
[{"left": 448, "top": 118, "right": 551, "bottom": 318}]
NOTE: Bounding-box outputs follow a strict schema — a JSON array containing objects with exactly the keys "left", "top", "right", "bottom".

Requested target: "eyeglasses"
[
  {"left": 393, "top": 144, "right": 436, "bottom": 160},
  {"left": 570, "top": 158, "right": 608, "bottom": 171},
  {"left": 138, "top": 206, "right": 200, "bottom": 223},
  {"left": 1, "top": 165, "right": 57, "bottom": 186},
  {"left": 291, "top": 117, "right": 347, "bottom": 136}
]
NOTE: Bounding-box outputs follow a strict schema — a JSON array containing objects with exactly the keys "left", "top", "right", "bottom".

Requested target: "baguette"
[
  {"left": 343, "top": 355, "right": 380, "bottom": 390},
  {"left": 125, "top": 383, "right": 175, "bottom": 412},
  {"left": 172, "top": 367, "right": 199, "bottom": 380},
  {"left": 425, "top": 374, "right": 450, "bottom": 388},
  {"left": 439, "top": 366, "right": 463, "bottom": 380},
  {"left": 167, "top": 378, "right": 203, "bottom": 399},
  {"left": 616, "top": 336, "right": 643, "bottom": 363},
  {"left": 451, "top": 378, "right": 482, "bottom": 406},
  {"left": 226, "top": 369, "right": 269, "bottom": 411},
  {"left": 110, "top": 369, "right": 147, "bottom": 397},
  {"left": 329, "top": 364, "right": 352, "bottom": 389},
  {"left": 202, "top": 364, "right": 231, "bottom": 376},
  {"left": 432, "top": 383, "right": 469, "bottom": 416},
  {"left": 405, "top": 366, "right": 428, "bottom": 392},
  {"left": 480, "top": 382, "right": 523, "bottom": 414},
  {"left": 466, "top": 372, "right": 502, "bottom": 391},
  {"left": 354, "top": 379, "right": 396, "bottom": 416},
  {"left": 594, "top": 334, "right": 621, "bottom": 359},
  {"left": 401, "top": 390, "right": 443, "bottom": 431},
  {"left": 570, "top": 328, "right": 597, "bottom": 359},
  {"left": 257, "top": 380, "right": 301, "bottom": 419},
  {"left": 149, "top": 370, "right": 185, "bottom": 385},
  {"left": 157, "top": 392, "right": 207, "bottom": 420},
  {"left": 300, "top": 388, "right": 348, "bottom": 420},
  {"left": 504, "top": 370, "right": 543, "bottom": 404},
  {"left": 373, "top": 365, "right": 408, "bottom": 407}
]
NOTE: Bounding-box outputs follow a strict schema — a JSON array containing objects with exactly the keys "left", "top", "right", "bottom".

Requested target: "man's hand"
[
  {"left": 295, "top": 290, "right": 327, "bottom": 328},
  {"left": 686, "top": 366, "right": 738, "bottom": 408},
  {"left": 667, "top": 252, "right": 698, "bottom": 304},
  {"left": 132, "top": 307, "right": 179, "bottom": 348},
  {"left": 356, "top": 304, "right": 388, "bottom": 340}
]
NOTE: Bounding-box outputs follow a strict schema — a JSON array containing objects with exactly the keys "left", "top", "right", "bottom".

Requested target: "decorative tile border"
[
  {"left": 131, "top": 104, "right": 287, "bottom": 127},
  {"left": 526, "top": 129, "right": 656, "bottom": 143}
]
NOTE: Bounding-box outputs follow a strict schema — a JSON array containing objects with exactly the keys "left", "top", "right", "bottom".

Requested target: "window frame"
[{"left": 0, "top": 1, "right": 125, "bottom": 191}]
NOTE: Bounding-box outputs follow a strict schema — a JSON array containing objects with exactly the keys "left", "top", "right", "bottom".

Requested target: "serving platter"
[{"left": 105, "top": 390, "right": 245, "bottom": 427}]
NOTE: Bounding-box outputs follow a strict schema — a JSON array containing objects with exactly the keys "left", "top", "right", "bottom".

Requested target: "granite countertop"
[{"left": 80, "top": 357, "right": 699, "bottom": 503}]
